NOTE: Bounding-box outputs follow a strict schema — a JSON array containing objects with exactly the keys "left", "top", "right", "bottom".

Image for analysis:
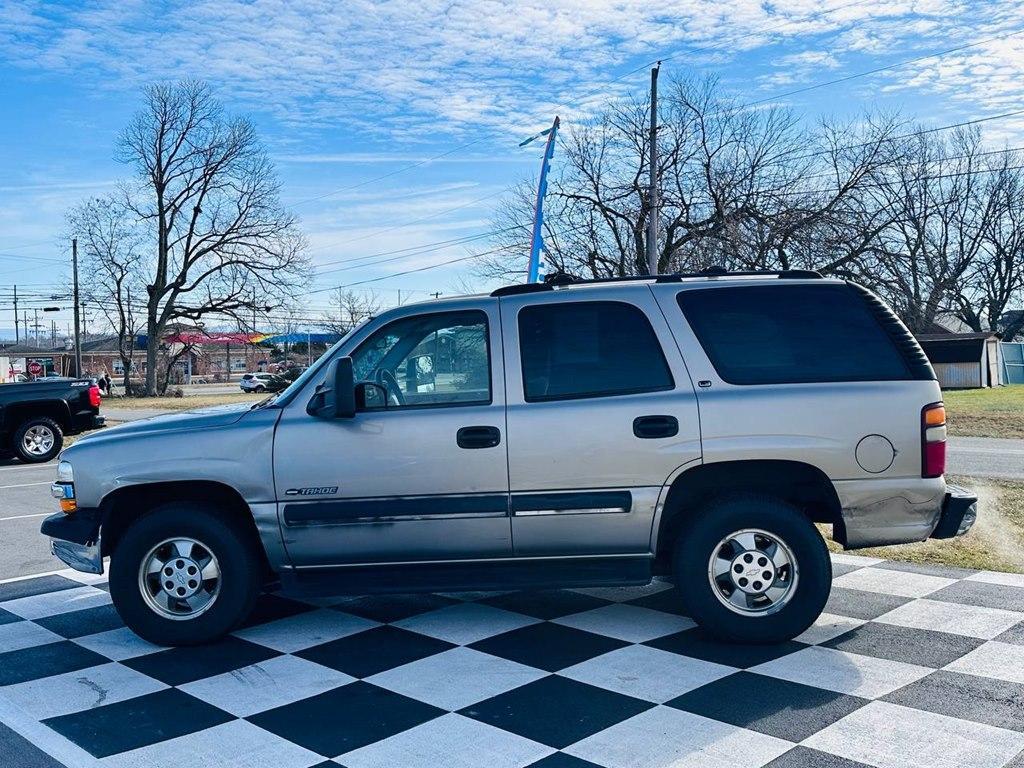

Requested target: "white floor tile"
[
  {"left": 2, "top": 586, "right": 111, "bottom": 620},
  {"left": 552, "top": 603, "right": 695, "bottom": 643},
  {"left": 0, "top": 619, "right": 62, "bottom": 653},
  {"left": 565, "top": 705, "right": 791, "bottom": 768},
  {"left": 829, "top": 554, "right": 885, "bottom": 567},
  {"left": 234, "top": 608, "right": 377, "bottom": 653},
  {"left": 804, "top": 700, "right": 1024, "bottom": 768},
  {"left": 966, "top": 571, "right": 1024, "bottom": 589},
  {"left": 339, "top": 712, "right": 553, "bottom": 768},
  {"left": 100, "top": 719, "right": 322, "bottom": 768},
  {"left": 833, "top": 568, "right": 955, "bottom": 598},
  {"left": 367, "top": 646, "right": 546, "bottom": 711},
  {"left": 794, "top": 613, "right": 866, "bottom": 646},
  {"left": 875, "top": 599, "right": 1024, "bottom": 639},
  {"left": 946, "top": 641, "right": 1024, "bottom": 685},
  {"left": 179, "top": 655, "right": 353, "bottom": 717},
  {"left": 394, "top": 602, "right": 539, "bottom": 645},
  {"left": 750, "top": 646, "right": 931, "bottom": 699},
  {"left": 1, "top": 662, "right": 166, "bottom": 720},
  {"left": 559, "top": 645, "right": 735, "bottom": 703},
  {"left": 72, "top": 627, "right": 166, "bottom": 661}
]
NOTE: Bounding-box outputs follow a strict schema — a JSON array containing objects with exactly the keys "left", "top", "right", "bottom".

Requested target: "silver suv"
[{"left": 42, "top": 270, "right": 977, "bottom": 646}]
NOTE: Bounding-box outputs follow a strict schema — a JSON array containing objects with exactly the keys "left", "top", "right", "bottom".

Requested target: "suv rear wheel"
[
  {"left": 674, "top": 494, "right": 831, "bottom": 644},
  {"left": 13, "top": 416, "right": 63, "bottom": 463},
  {"left": 108, "top": 502, "right": 261, "bottom": 646}
]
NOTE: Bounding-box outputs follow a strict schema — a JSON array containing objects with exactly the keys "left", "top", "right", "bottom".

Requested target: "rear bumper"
[
  {"left": 70, "top": 412, "right": 105, "bottom": 434},
  {"left": 929, "top": 484, "right": 978, "bottom": 539},
  {"left": 41, "top": 509, "right": 104, "bottom": 574}
]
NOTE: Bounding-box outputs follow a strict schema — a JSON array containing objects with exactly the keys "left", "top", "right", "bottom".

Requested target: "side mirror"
[{"left": 306, "top": 357, "right": 356, "bottom": 418}]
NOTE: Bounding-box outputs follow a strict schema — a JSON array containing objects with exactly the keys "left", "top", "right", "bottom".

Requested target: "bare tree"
[
  {"left": 321, "top": 289, "right": 380, "bottom": 335},
  {"left": 117, "top": 81, "right": 308, "bottom": 394},
  {"left": 66, "top": 194, "right": 146, "bottom": 389}
]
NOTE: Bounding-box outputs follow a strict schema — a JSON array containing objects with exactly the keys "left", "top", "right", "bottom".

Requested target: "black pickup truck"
[{"left": 0, "top": 379, "right": 104, "bottom": 463}]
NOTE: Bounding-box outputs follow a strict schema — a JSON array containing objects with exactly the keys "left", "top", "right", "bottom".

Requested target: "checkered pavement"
[{"left": 1, "top": 554, "right": 1023, "bottom": 768}]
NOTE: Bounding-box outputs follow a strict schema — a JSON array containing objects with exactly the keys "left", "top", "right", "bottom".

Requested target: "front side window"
[
  {"left": 351, "top": 310, "right": 490, "bottom": 407},
  {"left": 518, "top": 301, "right": 674, "bottom": 402},
  {"left": 676, "top": 284, "right": 912, "bottom": 385}
]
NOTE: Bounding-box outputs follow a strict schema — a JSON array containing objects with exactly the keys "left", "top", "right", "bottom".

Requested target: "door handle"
[
  {"left": 457, "top": 425, "right": 501, "bottom": 449},
  {"left": 633, "top": 415, "right": 679, "bottom": 439}
]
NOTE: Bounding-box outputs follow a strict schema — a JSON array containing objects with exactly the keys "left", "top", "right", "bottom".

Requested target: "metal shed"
[{"left": 915, "top": 332, "right": 1004, "bottom": 389}]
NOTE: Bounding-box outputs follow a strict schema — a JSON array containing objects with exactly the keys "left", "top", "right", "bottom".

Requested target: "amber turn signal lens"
[
  {"left": 924, "top": 404, "right": 946, "bottom": 426},
  {"left": 59, "top": 498, "right": 77, "bottom": 513}
]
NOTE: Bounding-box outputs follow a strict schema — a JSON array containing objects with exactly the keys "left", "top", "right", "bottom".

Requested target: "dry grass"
[
  {"left": 103, "top": 393, "right": 262, "bottom": 411},
  {"left": 944, "top": 385, "right": 1024, "bottom": 439},
  {"left": 823, "top": 475, "right": 1024, "bottom": 573}
]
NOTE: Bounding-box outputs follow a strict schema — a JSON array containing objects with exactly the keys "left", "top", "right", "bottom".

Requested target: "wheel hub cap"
[
  {"left": 707, "top": 528, "right": 798, "bottom": 616},
  {"left": 23, "top": 426, "right": 54, "bottom": 455},
  {"left": 139, "top": 538, "right": 220, "bottom": 620}
]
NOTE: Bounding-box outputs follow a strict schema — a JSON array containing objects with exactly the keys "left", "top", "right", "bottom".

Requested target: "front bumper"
[{"left": 41, "top": 509, "right": 104, "bottom": 574}]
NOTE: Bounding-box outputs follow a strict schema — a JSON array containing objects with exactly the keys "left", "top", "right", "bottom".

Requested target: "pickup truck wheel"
[
  {"left": 12, "top": 417, "right": 63, "bottom": 463},
  {"left": 674, "top": 495, "right": 831, "bottom": 644},
  {"left": 108, "top": 503, "right": 261, "bottom": 646}
]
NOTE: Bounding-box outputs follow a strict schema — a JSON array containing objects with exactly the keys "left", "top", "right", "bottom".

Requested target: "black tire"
[
  {"left": 12, "top": 416, "right": 63, "bottom": 463},
  {"left": 108, "top": 502, "right": 261, "bottom": 646},
  {"left": 254, "top": 385, "right": 265, "bottom": 393},
  {"left": 674, "top": 494, "right": 831, "bottom": 644}
]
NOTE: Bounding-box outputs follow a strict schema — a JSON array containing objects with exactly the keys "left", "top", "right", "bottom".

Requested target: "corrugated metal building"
[{"left": 916, "top": 332, "right": 1004, "bottom": 389}]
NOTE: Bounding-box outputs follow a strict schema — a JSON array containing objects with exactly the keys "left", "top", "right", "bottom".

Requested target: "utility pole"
[
  {"left": 12, "top": 285, "right": 18, "bottom": 344},
  {"left": 33, "top": 308, "right": 39, "bottom": 347},
  {"left": 646, "top": 62, "right": 661, "bottom": 276},
  {"left": 72, "top": 238, "right": 83, "bottom": 377},
  {"left": 430, "top": 291, "right": 443, "bottom": 299}
]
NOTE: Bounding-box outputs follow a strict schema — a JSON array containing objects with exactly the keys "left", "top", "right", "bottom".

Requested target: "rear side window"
[
  {"left": 518, "top": 301, "right": 674, "bottom": 401},
  {"left": 676, "top": 284, "right": 911, "bottom": 385}
]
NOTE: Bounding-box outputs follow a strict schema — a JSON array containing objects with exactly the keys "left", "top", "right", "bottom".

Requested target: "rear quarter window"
[{"left": 676, "top": 284, "right": 912, "bottom": 385}]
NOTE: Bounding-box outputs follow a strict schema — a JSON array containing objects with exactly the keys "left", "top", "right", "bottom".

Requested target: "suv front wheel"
[
  {"left": 674, "top": 494, "right": 831, "bottom": 644},
  {"left": 108, "top": 503, "right": 261, "bottom": 646}
]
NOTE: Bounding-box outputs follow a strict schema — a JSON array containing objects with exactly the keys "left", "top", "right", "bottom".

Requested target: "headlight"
[{"left": 57, "top": 461, "right": 74, "bottom": 483}]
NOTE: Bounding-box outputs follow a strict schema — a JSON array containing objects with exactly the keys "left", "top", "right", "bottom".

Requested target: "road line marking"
[
  {"left": 0, "top": 512, "right": 50, "bottom": 521},
  {"left": 0, "top": 464, "right": 55, "bottom": 473},
  {"left": 0, "top": 481, "right": 51, "bottom": 489}
]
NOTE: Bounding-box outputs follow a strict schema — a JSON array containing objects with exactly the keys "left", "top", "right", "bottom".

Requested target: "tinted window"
[
  {"left": 518, "top": 301, "right": 673, "bottom": 402},
  {"left": 351, "top": 310, "right": 490, "bottom": 407},
  {"left": 676, "top": 285, "right": 911, "bottom": 385}
]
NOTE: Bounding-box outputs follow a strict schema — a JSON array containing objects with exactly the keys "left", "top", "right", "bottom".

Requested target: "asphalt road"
[{"left": 1, "top": 435, "right": 1021, "bottom": 581}]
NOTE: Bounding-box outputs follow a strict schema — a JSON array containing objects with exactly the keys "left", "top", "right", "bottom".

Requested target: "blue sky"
[{"left": 1, "top": 0, "right": 1023, "bottom": 337}]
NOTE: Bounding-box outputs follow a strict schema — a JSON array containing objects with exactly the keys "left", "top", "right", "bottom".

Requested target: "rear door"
[{"left": 499, "top": 288, "right": 701, "bottom": 556}]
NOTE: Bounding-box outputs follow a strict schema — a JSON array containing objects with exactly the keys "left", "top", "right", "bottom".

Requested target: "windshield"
[{"left": 263, "top": 318, "right": 372, "bottom": 409}]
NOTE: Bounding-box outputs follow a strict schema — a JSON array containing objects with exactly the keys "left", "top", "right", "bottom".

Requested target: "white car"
[{"left": 238, "top": 372, "right": 286, "bottom": 393}]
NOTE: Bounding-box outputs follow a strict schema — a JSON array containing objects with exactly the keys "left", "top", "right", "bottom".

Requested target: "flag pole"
[{"left": 523, "top": 115, "right": 560, "bottom": 283}]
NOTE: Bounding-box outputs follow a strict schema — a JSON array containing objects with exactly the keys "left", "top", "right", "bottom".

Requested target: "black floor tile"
[
  {"left": 0, "top": 607, "right": 19, "bottom": 625},
  {"left": 469, "top": 621, "right": 628, "bottom": 672},
  {"left": 123, "top": 636, "right": 280, "bottom": 685},
  {"left": 526, "top": 753, "right": 603, "bottom": 768},
  {"left": 0, "top": 575, "right": 80, "bottom": 602},
  {"left": 645, "top": 627, "right": 805, "bottom": 668},
  {"left": 765, "top": 746, "right": 874, "bottom": 768},
  {"left": 460, "top": 675, "right": 652, "bottom": 749},
  {"left": 480, "top": 590, "right": 612, "bottom": 620},
  {"left": 0, "top": 640, "right": 107, "bottom": 686},
  {"left": 35, "top": 604, "right": 124, "bottom": 638},
  {"left": 883, "top": 670, "right": 1024, "bottom": 732},
  {"left": 333, "top": 593, "right": 460, "bottom": 623},
  {"left": 0, "top": 720, "right": 67, "bottom": 768},
  {"left": 824, "top": 587, "right": 912, "bottom": 620},
  {"left": 823, "top": 621, "right": 984, "bottom": 668},
  {"left": 927, "top": 580, "right": 1024, "bottom": 613},
  {"left": 239, "top": 593, "right": 315, "bottom": 628},
  {"left": 248, "top": 681, "right": 443, "bottom": 757},
  {"left": 621, "top": 587, "right": 690, "bottom": 616},
  {"left": 830, "top": 563, "right": 867, "bottom": 578},
  {"left": 296, "top": 624, "right": 454, "bottom": 678},
  {"left": 873, "top": 561, "right": 979, "bottom": 579},
  {"left": 667, "top": 671, "right": 868, "bottom": 742},
  {"left": 996, "top": 620, "right": 1024, "bottom": 646},
  {"left": 43, "top": 688, "right": 233, "bottom": 758}
]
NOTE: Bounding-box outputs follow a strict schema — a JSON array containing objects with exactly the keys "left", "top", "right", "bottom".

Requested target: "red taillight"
[
  {"left": 88, "top": 385, "right": 101, "bottom": 408},
  {"left": 922, "top": 402, "right": 946, "bottom": 478}
]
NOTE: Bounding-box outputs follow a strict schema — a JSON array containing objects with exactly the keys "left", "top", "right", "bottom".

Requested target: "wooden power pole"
[
  {"left": 72, "top": 238, "right": 82, "bottom": 376},
  {"left": 646, "top": 62, "right": 661, "bottom": 276}
]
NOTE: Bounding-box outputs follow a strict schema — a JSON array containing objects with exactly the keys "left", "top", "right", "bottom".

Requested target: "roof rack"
[{"left": 489, "top": 267, "right": 823, "bottom": 297}]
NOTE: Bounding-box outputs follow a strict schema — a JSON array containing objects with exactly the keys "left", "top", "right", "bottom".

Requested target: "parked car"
[
  {"left": 43, "top": 269, "right": 976, "bottom": 646},
  {"left": 0, "top": 378, "right": 104, "bottom": 462},
  {"left": 239, "top": 372, "right": 288, "bottom": 393}
]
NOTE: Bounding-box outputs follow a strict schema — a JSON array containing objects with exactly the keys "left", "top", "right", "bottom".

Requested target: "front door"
[
  {"left": 500, "top": 290, "right": 702, "bottom": 556},
  {"left": 274, "top": 303, "right": 511, "bottom": 566}
]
